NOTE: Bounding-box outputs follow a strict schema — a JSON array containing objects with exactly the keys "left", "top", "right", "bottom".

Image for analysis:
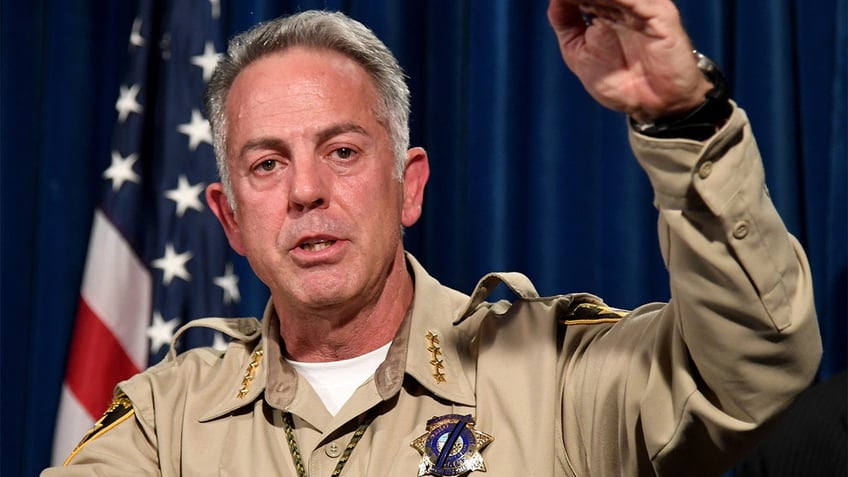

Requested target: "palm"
[{"left": 548, "top": 0, "right": 710, "bottom": 122}]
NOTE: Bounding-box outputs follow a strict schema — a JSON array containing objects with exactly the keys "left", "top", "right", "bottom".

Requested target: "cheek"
[
  {"left": 234, "top": 191, "right": 285, "bottom": 242},
  {"left": 373, "top": 194, "right": 406, "bottom": 243},
  {"left": 348, "top": 177, "right": 403, "bottom": 222}
]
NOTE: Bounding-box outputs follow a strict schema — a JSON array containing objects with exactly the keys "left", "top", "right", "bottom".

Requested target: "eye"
[
  {"left": 254, "top": 159, "right": 279, "bottom": 173},
  {"left": 332, "top": 147, "right": 355, "bottom": 160}
]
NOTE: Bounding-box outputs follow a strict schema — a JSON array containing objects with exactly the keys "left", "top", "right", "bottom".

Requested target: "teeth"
[{"left": 300, "top": 240, "right": 333, "bottom": 252}]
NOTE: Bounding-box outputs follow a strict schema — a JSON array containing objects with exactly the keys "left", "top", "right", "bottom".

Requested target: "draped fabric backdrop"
[{"left": 1, "top": 0, "right": 845, "bottom": 475}]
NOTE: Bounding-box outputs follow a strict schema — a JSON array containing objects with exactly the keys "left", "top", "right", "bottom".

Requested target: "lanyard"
[{"left": 282, "top": 411, "right": 373, "bottom": 477}]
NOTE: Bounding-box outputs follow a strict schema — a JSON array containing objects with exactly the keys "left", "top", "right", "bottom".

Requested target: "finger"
[
  {"left": 549, "top": 0, "right": 599, "bottom": 53},
  {"left": 571, "top": 0, "right": 665, "bottom": 20},
  {"left": 584, "top": 0, "right": 683, "bottom": 38},
  {"left": 579, "top": 4, "right": 626, "bottom": 23},
  {"left": 548, "top": 0, "right": 587, "bottom": 34}
]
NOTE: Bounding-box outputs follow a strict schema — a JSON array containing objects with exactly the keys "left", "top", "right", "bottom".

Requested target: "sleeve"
[
  {"left": 40, "top": 390, "right": 160, "bottom": 476},
  {"left": 560, "top": 104, "right": 822, "bottom": 476}
]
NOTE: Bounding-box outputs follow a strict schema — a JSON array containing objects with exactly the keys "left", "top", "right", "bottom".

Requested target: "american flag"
[{"left": 51, "top": 0, "right": 243, "bottom": 464}]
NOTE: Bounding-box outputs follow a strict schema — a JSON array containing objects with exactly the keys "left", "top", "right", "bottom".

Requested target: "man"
[{"left": 44, "top": 0, "right": 821, "bottom": 475}]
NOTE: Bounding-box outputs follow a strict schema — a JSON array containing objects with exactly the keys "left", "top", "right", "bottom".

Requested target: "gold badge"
[{"left": 411, "top": 414, "right": 493, "bottom": 476}]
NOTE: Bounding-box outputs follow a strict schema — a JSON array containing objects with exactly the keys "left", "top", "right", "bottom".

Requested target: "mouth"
[{"left": 298, "top": 239, "right": 337, "bottom": 252}]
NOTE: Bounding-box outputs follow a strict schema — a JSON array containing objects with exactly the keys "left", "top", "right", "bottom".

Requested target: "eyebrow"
[
  {"left": 237, "top": 122, "right": 371, "bottom": 159},
  {"left": 238, "top": 137, "right": 288, "bottom": 159},
  {"left": 315, "top": 122, "right": 370, "bottom": 145}
]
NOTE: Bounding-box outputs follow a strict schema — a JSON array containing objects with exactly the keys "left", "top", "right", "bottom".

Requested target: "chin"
[{"left": 292, "top": 276, "right": 358, "bottom": 308}]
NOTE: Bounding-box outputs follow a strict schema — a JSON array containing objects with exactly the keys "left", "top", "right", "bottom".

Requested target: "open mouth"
[{"left": 299, "top": 239, "right": 336, "bottom": 252}]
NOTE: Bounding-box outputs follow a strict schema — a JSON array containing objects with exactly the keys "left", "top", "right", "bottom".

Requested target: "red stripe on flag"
[{"left": 64, "top": 298, "right": 142, "bottom": 419}]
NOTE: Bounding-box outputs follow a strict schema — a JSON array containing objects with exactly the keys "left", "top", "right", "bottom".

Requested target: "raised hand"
[{"left": 547, "top": 0, "right": 713, "bottom": 123}]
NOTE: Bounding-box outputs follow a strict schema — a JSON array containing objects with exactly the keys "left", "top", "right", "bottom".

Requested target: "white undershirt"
[{"left": 286, "top": 342, "right": 392, "bottom": 416}]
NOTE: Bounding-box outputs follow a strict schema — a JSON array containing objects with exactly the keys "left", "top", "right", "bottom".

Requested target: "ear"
[
  {"left": 206, "top": 182, "right": 247, "bottom": 255},
  {"left": 401, "top": 147, "right": 430, "bottom": 228}
]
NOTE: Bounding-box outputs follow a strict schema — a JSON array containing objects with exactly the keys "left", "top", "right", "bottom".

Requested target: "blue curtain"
[{"left": 2, "top": 0, "right": 845, "bottom": 475}]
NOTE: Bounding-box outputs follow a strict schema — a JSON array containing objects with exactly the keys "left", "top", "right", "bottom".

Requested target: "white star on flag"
[
  {"left": 152, "top": 243, "right": 193, "bottom": 285},
  {"left": 214, "top": 263, "right": 241, "bottom": 305},
  {"left": 147, "top": 311, "right": 180, "bottom": 354},
  {"left": 190, "top": 41, "right": 221, "bottom": 82},
  {"left": 164, "top": 175, "right": 205, "bottom": 217},
  {"left": 103, "top": 151, "right": 141, "bottom": 191},
  {"left": 209, "top": 0, "right": 220, "bottom": 19},
  {"left": 177, "top": 109, "right": 212, "bottom": 151},
  {"left": 115, "top": 84, "right": 143, "bottom": 122},
  {"left": 130, "top": 17, "right": 144, "bottom": 47}
]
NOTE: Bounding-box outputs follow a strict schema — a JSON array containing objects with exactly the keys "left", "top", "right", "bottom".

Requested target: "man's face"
[{"left": 207, "top": 47, "right": 428, "bottom": 316}]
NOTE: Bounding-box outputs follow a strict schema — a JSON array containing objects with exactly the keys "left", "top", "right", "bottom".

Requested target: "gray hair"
[{"left": 204, "top": 10, "right": 411, "bottom": 205}]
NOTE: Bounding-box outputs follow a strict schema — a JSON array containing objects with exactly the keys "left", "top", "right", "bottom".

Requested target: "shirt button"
[
  {"left": 732, "top": 221, "right": 750, "bottom": 239},
  {"left": 326, "top": 442, "right": 341, "bottom": 458},
  {"left": 698, "top": 161, "right": 713, "bottom": 179}
]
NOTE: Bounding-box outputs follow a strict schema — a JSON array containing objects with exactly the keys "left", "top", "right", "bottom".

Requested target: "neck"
[{"left": 275, "top": 252, "right": 413, "bottom": 362}]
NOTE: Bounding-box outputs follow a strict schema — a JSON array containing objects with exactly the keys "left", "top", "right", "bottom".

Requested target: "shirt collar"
[
  {"left": 202, "top": 252, "right": 481, "bottom": 421},
  {"left": 390, "top": 253, "right": 476, "bottom": 405}
]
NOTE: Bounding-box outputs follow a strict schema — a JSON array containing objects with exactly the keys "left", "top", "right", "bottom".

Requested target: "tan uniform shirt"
[{"left": 44, "top": 106, "right": 821, "bottom": 476}]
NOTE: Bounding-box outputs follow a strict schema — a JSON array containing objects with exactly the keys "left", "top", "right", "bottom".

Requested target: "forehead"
[{"left": 226, "top": 46, "right": 381, "bottom": 123}]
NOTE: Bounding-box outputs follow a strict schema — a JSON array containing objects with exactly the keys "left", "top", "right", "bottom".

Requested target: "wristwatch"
[{"left": 632, "top": 51, "right": 733, "bottom": 141}]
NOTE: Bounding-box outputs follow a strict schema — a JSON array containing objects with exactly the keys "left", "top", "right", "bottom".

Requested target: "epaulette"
[
  {"left": 560, "top": 301, "right": 628, "bottom": 326},
  {"left": 63, "top": 391, "right": 135, "bottom": 465},
  {"left": 167, "top": 317, "right": 261, "bottom": 361}
]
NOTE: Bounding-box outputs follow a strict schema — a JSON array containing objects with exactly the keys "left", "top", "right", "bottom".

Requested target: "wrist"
[{"left": 632, "top": 51, "right": 733, "bottom": 141}]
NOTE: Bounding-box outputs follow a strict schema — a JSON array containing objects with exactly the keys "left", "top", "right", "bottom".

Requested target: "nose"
[{"left": 287, "top": 158, "right": 328, "bottom": 212}]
